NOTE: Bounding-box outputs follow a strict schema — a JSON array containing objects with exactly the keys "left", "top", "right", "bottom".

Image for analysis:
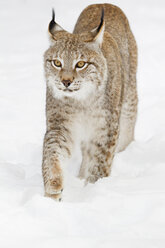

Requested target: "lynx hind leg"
[
  {"left": 116, "top": 31, "right": 138, "bottom": 153},
  {"left": 116, "top": 84, "right": 138, "bottom": 153}
]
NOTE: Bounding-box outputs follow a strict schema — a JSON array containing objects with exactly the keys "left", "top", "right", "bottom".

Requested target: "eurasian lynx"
[{"left": 42, "top": 4, "right": 138, "bottom": 200}]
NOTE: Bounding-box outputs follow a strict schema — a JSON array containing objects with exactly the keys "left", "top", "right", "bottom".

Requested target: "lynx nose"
[{"left": 62, "top": 79, "right": 72, "bottom": 88}]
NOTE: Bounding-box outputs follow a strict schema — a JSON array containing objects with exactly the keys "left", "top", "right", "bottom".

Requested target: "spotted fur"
[{"left": 42, "top": 3, "right": 138, "bottom": 200}]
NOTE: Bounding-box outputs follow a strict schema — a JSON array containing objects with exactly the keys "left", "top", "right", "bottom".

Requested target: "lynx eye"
[
  {"left": 51, "top": 59, "right": 62, "bottom": 68},
  {"left": 76, "top": 61, "right": 86, "bottom": 69}
]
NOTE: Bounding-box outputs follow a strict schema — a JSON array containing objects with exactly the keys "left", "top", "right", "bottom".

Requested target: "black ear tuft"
[
  {"left": 48, "top": 8, "right": 65, "bottom": 38},
  {"left": 97, "top": 8, "right": 104, "bottom": 33},
  {"left": 90, "top": 7, "right": 105, "bottom": 46},
  {"left": 52, "top": 8, "right": 55, "bottom": 22},
  {"left": 48, "top": 8, "right": 56, "bottom": 34}
]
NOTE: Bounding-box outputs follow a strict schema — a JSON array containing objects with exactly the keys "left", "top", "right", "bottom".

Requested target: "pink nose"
[{"left": 62, "top": 79, "right": 72, "bottom": 88}]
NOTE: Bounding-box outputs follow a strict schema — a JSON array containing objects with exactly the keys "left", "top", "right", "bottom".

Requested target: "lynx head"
[{"left": 44, "top": 9, "right": 107, "bottom": 100}]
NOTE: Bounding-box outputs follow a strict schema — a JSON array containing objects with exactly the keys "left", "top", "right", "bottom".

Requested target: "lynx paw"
[
  {"left": 45, "top": 177, "right": 63, "bottom": 201},
  {"left": 45, "top": 191, "right": 63, "bottom": 201},
  {"left": 86, "top": 165, "right": 109, "bottom": 184},
  {"left": 86, "top": 175, "right": 99, "bottom": 184}
]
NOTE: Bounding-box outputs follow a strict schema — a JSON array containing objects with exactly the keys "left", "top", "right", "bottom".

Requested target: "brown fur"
[{"left": 42, "top": 4, "right": 138, "bottom": 200}]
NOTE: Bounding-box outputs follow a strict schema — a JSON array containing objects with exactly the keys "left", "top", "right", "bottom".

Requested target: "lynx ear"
[
  {"left": 48, "top": 9, "right": 65, "bottom": 39},
  {"left": 90, "top": 8, "right": 105, "bottom": 47}
]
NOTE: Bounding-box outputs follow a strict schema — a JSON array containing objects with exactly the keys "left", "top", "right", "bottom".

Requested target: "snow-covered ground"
[{"left": 0, "top": 0, "right": 165, "bottom": 247}]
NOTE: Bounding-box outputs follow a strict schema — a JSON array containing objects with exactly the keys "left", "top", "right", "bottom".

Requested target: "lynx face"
[
  {"left": 44, "top": 10, "right": 107, "bottom": 100},
  {"left": 45, "top": 37, "right": 107, "bottom": 100}
]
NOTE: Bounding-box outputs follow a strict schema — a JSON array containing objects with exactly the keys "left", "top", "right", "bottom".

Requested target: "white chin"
[{"left": 48, "top": 81, "right": 96, "bottom": 101}]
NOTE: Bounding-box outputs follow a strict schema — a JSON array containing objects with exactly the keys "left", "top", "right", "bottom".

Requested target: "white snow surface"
[{"left": 0, "top": 0, "right": 165, "bottom": 247}]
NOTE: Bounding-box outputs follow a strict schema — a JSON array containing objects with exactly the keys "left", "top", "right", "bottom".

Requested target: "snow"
[{"left": 0, "top": 0, "right": 165, "bottom": 247}]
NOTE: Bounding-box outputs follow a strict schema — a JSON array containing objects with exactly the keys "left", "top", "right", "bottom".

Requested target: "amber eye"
[
  {"left": 76, "top": 61, "right": 86, "bottom": 69},
  {"left": 52, "top": 59, "right": 62, "bottom": 68}
]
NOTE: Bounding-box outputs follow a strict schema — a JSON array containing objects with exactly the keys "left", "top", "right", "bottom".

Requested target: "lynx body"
[{"left": 42, "top": 4, "right": 138, "bottom": 200}]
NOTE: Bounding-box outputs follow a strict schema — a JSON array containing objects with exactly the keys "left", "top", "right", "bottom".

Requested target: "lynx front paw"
[
  {"left": 86, "top": 175, "right": 99, "bottom": 184},
  {"left": 86, "top": 165, "right": 109, "bottom": 184},
  {"left": 45, "top": 177, "right": 63, "bottom": 201},
  {"left": 45, "top": 191, "right": 63, "bottom": 201}
]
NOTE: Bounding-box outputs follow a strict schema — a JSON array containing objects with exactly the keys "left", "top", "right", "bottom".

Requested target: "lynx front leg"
[
  {"left": 86, "top": 127, "right": 119, "bottom": 184},
  {"left": 42, "top": 128, "right": 72, "bottom": 201},
  {"left": 78, "top": 142, "right": 88, "bottom": 179}
]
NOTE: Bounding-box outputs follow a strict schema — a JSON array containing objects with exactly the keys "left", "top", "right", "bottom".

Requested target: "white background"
[{"left": 0, "top": 0, "right": 165, "bottom": 247}]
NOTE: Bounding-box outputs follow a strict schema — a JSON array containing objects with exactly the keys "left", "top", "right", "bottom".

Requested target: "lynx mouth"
[
  {"left": 63, "top": 88, "right": 80, "bottom": 93},
  {"left": 63, "top": 89, "right": 73, "bottom": 92}
]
